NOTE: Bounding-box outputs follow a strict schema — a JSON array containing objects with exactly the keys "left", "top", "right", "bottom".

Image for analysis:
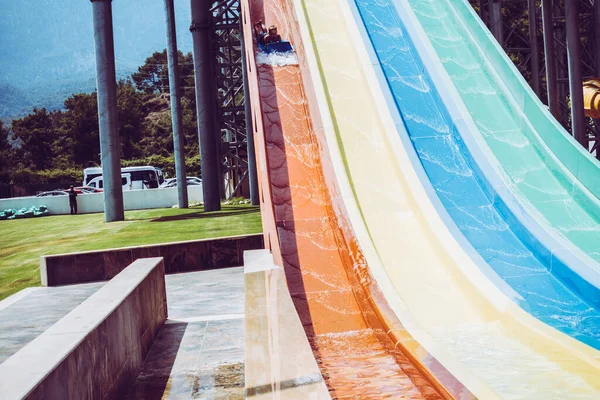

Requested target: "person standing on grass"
[{"left": 68, "top": 185, "right": 78, "bottom": 215}]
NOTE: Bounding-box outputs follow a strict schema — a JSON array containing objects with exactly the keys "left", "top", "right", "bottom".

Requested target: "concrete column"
[
  {"left": 565, "top": 0, "right": 587, "bottom": 147},
  {"left": 542, "top": 0, "right": 559, "bottom": 118},
  {"left": 164, "top": 0, "right": 188, "bottom": 208},
  {"left": 240, "top": 17, "right": 259, "bottom": 206},
  {"left": 91, "top": 0, "right": 124, "bottom": 222},
  {"left": 479, "top": 0, "right": 487, "bottom": 21},
  {"left": 190, "top": 0, "right": 220, "bottom": 212},
  {"left": 489, "top": 0, "right": 504, "bottom": 45},
  {"left": 528, "top": 0, "right": 541, "bottom": 97}
]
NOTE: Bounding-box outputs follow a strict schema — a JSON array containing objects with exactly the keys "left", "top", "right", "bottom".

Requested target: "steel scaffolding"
[
  {"left": 473, "top": 0, "right": 600, "bottom": 158},
  {"left": 209, "top": 0, "right": 252, "bottom": 199}
]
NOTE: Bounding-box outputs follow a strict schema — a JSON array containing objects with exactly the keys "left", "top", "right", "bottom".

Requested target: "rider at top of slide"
[{"left": 254, "top": 21, "right": 282, "bottom": 46}]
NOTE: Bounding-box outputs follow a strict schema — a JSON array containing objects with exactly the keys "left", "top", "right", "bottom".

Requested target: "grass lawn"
[{"left": 0, "top": 204, "right": 262, "bottom": 300}]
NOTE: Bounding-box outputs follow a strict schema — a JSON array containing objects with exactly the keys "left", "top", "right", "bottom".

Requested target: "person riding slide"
[
  {"left": 264, "top": 25, "right": 282, "bottom": 45},
  {"left": 254, "top": 21, "right": 292, "bottom": 54},
  {"left": 254, "top": 20, "right": 267, "bottom": 46}
]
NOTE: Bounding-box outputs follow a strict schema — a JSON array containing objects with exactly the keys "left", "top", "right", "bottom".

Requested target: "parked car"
[
  {"left": 160, "top": 177, "right": 202, "bottom": 188},
  {"left": 162, "top": 178, "right": 203, "bottom": 188},
  {"left": 58, "top": 188, "right": 85, "bottom": 194},
  {"left": 159, "top": 178, "right": 176, "bottom": 188},
  {"left": 75, "top": 186, "right": 103, "bottom": 193},
  {"left": 88, "top": 173, "right": 132, "bottom": 191},
  {"left": 84, "top": 165, "right": 164, "bottom": 189},
  {"left": 36, "top": 191, "right": 68, "bottom": 197}
]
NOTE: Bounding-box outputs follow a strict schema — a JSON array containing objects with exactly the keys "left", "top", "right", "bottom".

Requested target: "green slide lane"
[{"left": 408, "top": 0, "right": 600, "bottom": 261}]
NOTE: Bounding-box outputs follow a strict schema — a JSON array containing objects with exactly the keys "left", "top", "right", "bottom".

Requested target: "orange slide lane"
[{"left": 241, "top": 0, "right": 453, "bottom": 398}]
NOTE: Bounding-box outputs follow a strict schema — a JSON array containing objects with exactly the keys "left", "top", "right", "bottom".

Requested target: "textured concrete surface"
[
  {"left": 127, "top": 267, "right": 245, "bottom": 399},
  {"left": 0, "top": 282, "right": 104, "bottom": 364},
  {"left": 0, "top": 258, "right": 167, "bottom": 399},
  {"left": 0, "top": 265, "right": 245, "bottom": 399}
]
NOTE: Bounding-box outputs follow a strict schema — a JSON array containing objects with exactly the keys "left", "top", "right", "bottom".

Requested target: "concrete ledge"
[
  {"left": 0, "top": 257, "right": 167, "bottom": 399},
  {"left": 41, "top": 234, "right": 264, "bottom": 286},
  {"left": 244, "top": 250, "right": 330, "bottom": 399}
]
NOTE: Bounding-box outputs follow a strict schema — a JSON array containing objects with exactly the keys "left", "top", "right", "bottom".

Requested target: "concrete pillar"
[
  {"left": 542, "top": 0, "right": 559, "bottom": 118},
  {"left": 489, "top": 0, "right": 504, "bottom": 45},
  {"left": 164, "top": 0, "right": 188, "bottom": 208},
  {"left": 190, "top": 0, "right": 221, "bottom": 212},
  {"left": 528, "top": 0, "right": 541, "bottom": 97},
  {"left": 479, "top": 0, "right": 487, "bottom": 21},
  {"left": 240, "top": 17, "right": 259, "bottom": 206},
  {"left": 90, "top": 0, "right": 124, "bottom": 222},
  {"left": 565, "top": 0, "right": 587, "bottom": 148}
]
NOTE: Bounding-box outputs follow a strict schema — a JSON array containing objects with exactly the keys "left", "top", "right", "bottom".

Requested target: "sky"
[{"left": 0, "top": 0, "right": 193, "bottom": 120}]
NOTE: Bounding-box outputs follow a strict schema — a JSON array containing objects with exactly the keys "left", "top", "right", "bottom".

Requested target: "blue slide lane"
[{"left": 351, "top": 0, "right": 600, "bottom": 349}]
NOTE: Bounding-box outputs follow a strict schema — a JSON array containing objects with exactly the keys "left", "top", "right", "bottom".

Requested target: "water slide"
[
  {"left": 426, "top": 0, "right": 600, "bottom": 266},
  {"left": 241, "top": 0, "right": 600, "bottom": 398},
  {"left": 353, "top": 0, "right": 600, "bottom": 349}
]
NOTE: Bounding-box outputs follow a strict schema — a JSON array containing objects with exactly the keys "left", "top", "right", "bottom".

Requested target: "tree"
[
  {"left": 117, "top": 80, "right": 147, "bottom": 159},
  {"left": 0, "top": 121, "right": 9, "bottom": 153},
  {"left": 59, "top": 81, "right": 150, "bottom": 165},
  {"left": 133, "top": 50, "right": 199, "bottom": 158},
  {"left": 11, "top": 108, "right": 57, "bottom": 170},
  {"left": 0, "top": 121, "right": 12, "bottom": 183},
  {"left": 132, "top": 50, "right": 195, "bottom": 100},
  {"left": 3, "top": 48, "right": 202, "bottom": 184},
  {"left": 61, "top": 92, "right": 100, "bottom": 167}
]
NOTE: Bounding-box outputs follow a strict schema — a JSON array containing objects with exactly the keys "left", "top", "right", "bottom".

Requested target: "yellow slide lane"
[{"left": 292, "top": 0, "right": 600, "bottom": 397}]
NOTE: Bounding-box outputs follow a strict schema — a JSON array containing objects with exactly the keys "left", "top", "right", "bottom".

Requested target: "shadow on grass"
[{"left": 149, "top": 208, "right": 259, "bottom": 222}]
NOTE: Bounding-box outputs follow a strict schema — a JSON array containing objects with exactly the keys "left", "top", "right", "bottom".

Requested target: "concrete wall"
[
  {"left": 0, "top": 258, "right": 167, "bottom": 400},
  {"left": 0, "top": 185, "right": 204, "bottom": 215},
  {"left": 244, "top": 250, "right": 330, "bottom": 398},
  {"left": 41, "top": 234, "right": 264, "bottom": 286}
]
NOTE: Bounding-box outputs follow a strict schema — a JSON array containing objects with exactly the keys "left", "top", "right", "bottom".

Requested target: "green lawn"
[{"left": 0, "top": 205, "right": 262, "bottom": 300}]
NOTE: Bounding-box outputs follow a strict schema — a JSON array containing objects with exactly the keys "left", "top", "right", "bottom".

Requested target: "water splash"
[{"left": 256, "top": 50, "right": 299, "bottom": 66}]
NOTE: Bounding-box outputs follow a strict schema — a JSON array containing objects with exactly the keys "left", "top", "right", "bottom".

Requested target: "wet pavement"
[{"left": 127, "top": 267, "right": 245, "bottom": 400}]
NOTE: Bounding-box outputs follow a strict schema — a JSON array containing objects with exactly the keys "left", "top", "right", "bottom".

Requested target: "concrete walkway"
[
  {"left": 128, "top": 267, "right": 245, "bottom": 399},
  {"left": 0, "top": 267, "right": 245, "bottom": 399},
  {"left": 0, "top": 282, "right": 104, "bottom": 364}
]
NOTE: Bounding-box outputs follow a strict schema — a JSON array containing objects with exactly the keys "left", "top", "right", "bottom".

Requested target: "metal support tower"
[
  {"left": 164, "top": 0, "right": 189, "bottom": 208},
  {"left": 593, "top": 0, "right": 600, "bottom": 157},
  {"left": 542, "top": 0, "right": 559, "bottom": 117},
  {"left": 565, "top": 0, "right": 586, "bottom": 146},
  {"left": 90, "top": 0, "right": 124, "bottom": 222},
  {"left": 186, "top": 0, "right": 259, "bottom": 203},
  {"left": 240, "top": 8, "right": 260, "bottom": 206},
  {"left": 210, "top": 0, "right": 252, "bottom": 200},
  {"left": 190, "top": 0, "right": 221, "bottom": 211},
  {"left": 473, "top": 0, "right": 600, "bottom": 157}
]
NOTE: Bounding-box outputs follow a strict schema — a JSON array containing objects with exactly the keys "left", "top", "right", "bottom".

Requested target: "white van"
[
  {"left": 88, "top": 173, "right": 132, "bottom": 191},
  {"left": 83, "top": 166, "right": 164, "bottom": 189}
]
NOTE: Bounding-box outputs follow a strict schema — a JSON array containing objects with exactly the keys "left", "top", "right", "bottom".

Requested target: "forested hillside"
[{"left": 0, "top": 50, "right": 201, "bottom": 185}]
